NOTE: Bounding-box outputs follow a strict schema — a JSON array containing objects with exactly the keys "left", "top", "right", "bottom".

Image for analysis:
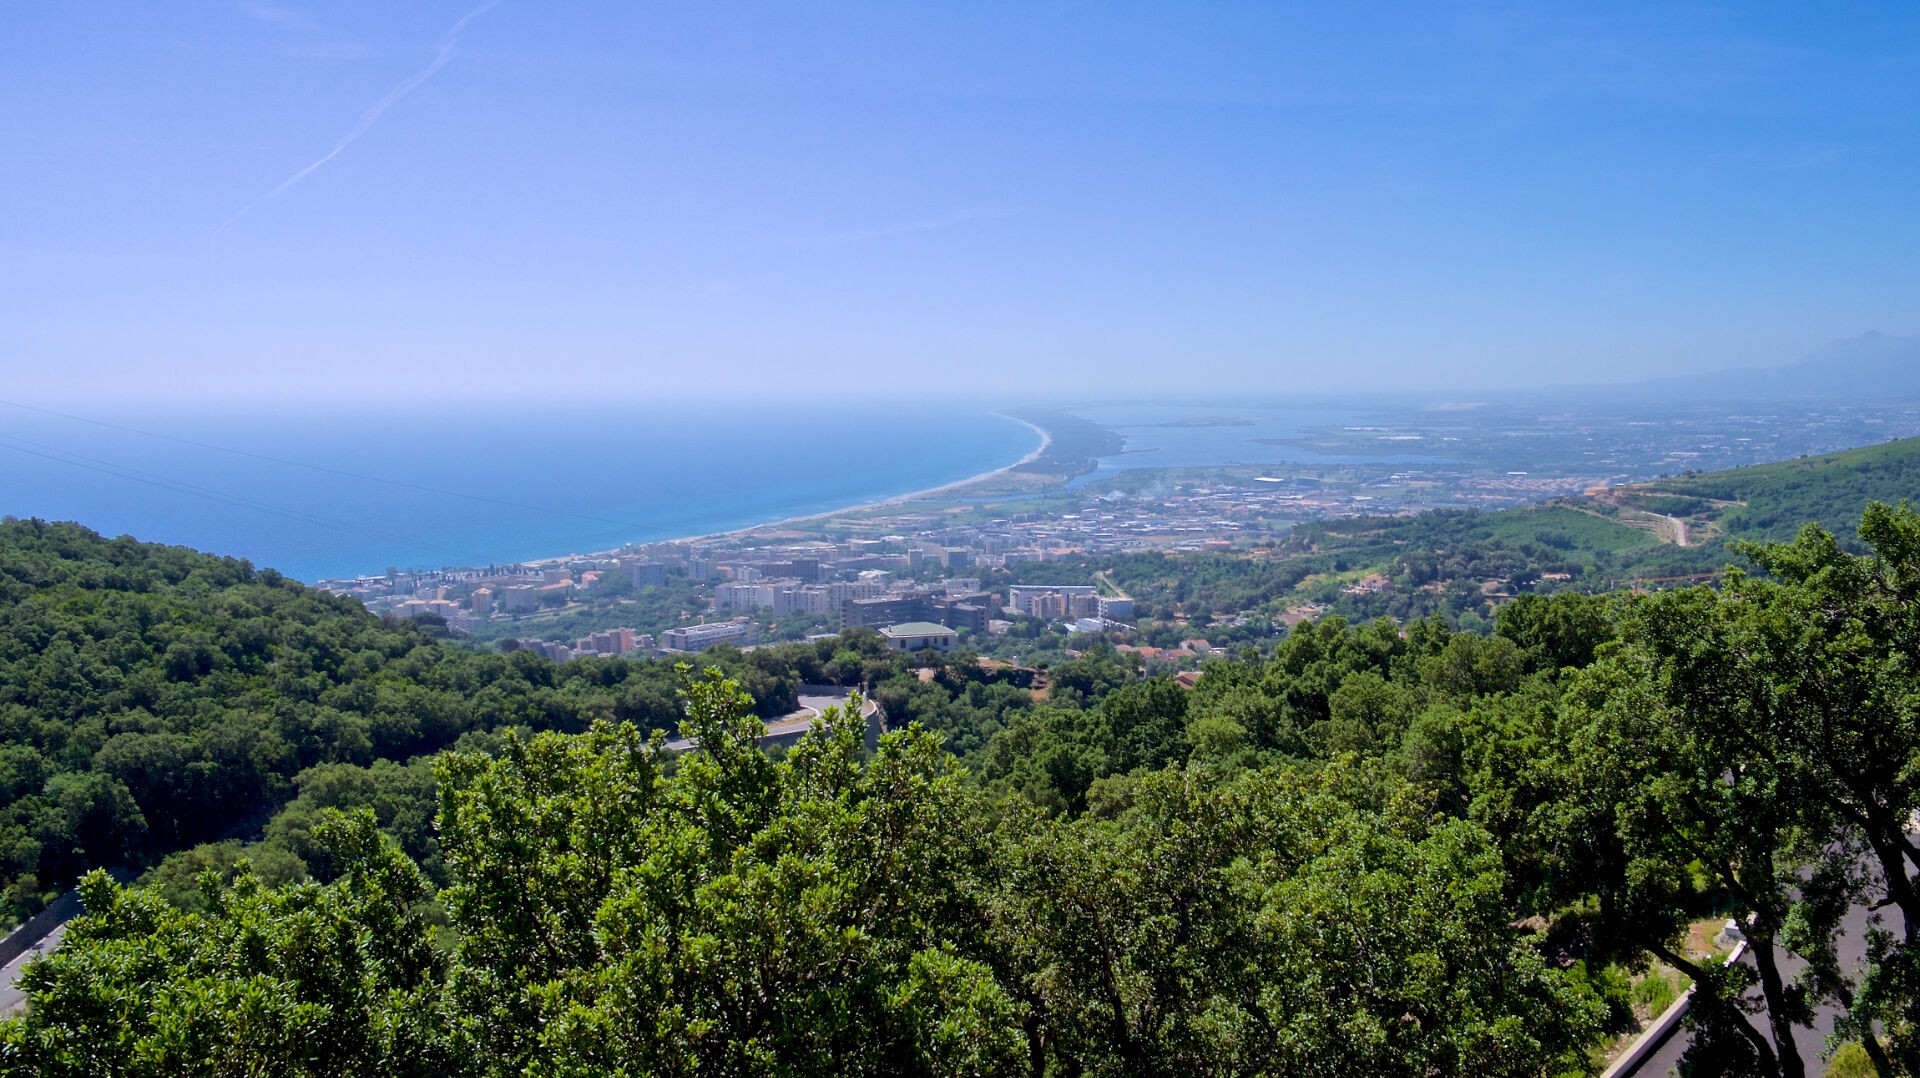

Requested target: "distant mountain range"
[{"left": 1584, "top": 331, "right": 1920, "bottom": 402}]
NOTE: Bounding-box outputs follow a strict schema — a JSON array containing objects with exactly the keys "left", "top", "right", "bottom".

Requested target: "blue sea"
[{"left": 0, "top": 404, "right": 1038, "bottom": 582}]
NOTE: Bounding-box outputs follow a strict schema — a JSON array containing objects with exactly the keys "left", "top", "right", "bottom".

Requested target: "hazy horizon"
[{"left": 6, "top": 3, "right": 1919, "bottom": 404}]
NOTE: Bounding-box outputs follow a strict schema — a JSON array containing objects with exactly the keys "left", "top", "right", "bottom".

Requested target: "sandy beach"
[{"left": 523, "top": 413, "right": 1052, "bottom": 567}]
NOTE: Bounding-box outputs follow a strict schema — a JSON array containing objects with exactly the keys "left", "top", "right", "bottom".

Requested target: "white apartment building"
[
  {"left": 1006, "top": 585, "right": 1099, "bottom": 616},
  {"left": 661, "top": 619, "right": 760, "bottom": 652},
  {"left": 716, "top": 581, "right": 779, "bottom": 610}
]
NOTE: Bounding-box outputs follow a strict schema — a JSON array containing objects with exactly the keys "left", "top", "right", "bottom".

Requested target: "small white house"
[{"left": 880, "top": 621, "right": 958, "bottom": 653}]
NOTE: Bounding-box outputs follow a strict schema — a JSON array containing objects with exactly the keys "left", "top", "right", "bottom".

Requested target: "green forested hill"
[
  {"left": 0, "top": 518, "right": 836, "bottom": 916},
  {"left": 11, "top": 508, "right": 1920, "bottom": 1074},
  {"left": 1259, "top": 436, "right": 1920, "bottom": 623},
  {"left": 1629, "top": 434, "right": 1920, "bottom": 544},
  {"left": 14, "top": 501, "right": 1920, "bottom": 1074},
  {"left": 0, "top": 517, "right": 1635, "bottom": 1075}
]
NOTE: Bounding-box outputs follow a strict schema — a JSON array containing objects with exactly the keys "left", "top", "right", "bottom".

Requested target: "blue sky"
[{"left": 4, "top": 2, "right": 1917, "bottom": 403}]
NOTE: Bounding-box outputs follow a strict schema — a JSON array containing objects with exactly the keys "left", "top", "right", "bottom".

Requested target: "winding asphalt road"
[
  {"left": 664, "top": 692, "right": 869, "bottom": 753},
  {"left": 1625, "top": 874, "right": 1883, "bottom": 1074},
  {"left": 0, "top": 921, "right": 67, "bottom": 1014}
]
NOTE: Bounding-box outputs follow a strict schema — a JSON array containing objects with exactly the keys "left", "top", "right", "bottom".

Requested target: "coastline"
[{"left": 522, "top": 412, "right": 1054, "bottom": 567}]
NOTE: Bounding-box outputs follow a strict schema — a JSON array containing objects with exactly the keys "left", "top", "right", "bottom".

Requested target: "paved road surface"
[
  {"left": 1626, "top": 887, "right": 1879, "bottom": 1074},
  {"left": 1666, "top": 515, "right": 1690, "bottom": 546},
  {"left": 665, "top": 692, "right": 866, "bottom": 753},
  {"left": 0, "top": 921, "right": 67, "bottom": 1014}
]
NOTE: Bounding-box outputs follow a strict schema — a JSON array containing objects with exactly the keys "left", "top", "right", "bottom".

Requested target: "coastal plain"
[{"left": 327, "top": 394, "right": 1920, "bottom": 669}]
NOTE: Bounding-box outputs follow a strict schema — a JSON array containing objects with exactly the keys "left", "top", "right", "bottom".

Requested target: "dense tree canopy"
[
  {"left": 9, "top": 504, "right": 1920, "bottom": 1074},
  {"left": 1, "top": 675, "right": 1601, "bottom": 1076},
  {"left": 0, "top": 519, "right": 908, "bottom": 917}
]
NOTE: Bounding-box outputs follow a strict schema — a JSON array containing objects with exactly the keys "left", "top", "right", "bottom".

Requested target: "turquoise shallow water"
[{"left": 0, "top": 404, "right": 1037, "bottom": 582}]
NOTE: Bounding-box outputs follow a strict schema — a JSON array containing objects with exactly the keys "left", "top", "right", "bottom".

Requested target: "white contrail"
[
  {"left": 251, "top": 0, "right": 502, "bottom": 205},
  {"left": 262, "top": 43, "right": 456, "bottom": 198},
  {"left": 441, "top": 0, "right": 501, "bottom": 39}
]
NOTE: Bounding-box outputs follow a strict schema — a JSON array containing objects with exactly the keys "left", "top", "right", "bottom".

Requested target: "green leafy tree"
[
  {"left": 988, "top": 763, "right": 1603, "bottom": 1076},
  {"left": 436, "top": 669, "right": 1020, "bottom": 1075},
  {"left": 0, "top": 810, "right": 452, "bottom": 1077},
  {"left": 1604, "top": 503, "right": 1920, "bottom": 1075}
]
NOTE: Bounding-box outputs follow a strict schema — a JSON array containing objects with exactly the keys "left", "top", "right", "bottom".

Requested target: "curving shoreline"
[{"left": 524, "top": 412, "right": 1052, "bottom": 566}]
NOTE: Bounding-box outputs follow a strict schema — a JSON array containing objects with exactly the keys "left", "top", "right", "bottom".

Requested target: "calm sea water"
[{"left": 0, "top": 404, "right": 1037, "bottom": 582}]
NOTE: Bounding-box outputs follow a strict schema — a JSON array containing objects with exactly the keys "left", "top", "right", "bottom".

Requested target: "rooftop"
[{"left": 882, "top": 622, "right": 957, "bottom": 638}]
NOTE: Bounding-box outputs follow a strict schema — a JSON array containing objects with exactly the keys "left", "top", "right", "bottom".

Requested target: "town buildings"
[
  {"left": 661, "top": 618, "right": 760, "bottom": 653},
  {"left": 1006, "top": 585, "right": 1099, "bottom": 616}
]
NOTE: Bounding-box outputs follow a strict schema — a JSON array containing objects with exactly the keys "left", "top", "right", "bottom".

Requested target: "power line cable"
[
  {"left": 0, "top": 399, "right": 655, "bottom": 532},
  {"left": 0, "top": 432, "right": 416, "bottom": 545},
  {"left": 0, "top": 431, "right": 600, "bottom": 576}
]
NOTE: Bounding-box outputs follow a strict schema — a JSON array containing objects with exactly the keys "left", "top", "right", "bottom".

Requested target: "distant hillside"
[
  {"left": 1273, "top": 434, "right": 1920, "bottom": 622},
  {"left": 1614, "top": 331, "right": 1920, "bottom": 401},
  {"left": 0, "top": 519, "right": 811, "bottom": 921},
  {"left": 1608, "top": 434, "right": 1920, "bottom": 549}
]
